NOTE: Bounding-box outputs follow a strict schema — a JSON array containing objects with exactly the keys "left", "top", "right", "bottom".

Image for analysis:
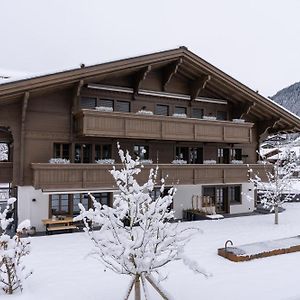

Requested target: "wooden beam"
[
  {"left": 20, "top": 92, "right": 30, "bottom": 185},
  {"left": 162, "top": 58, "right": 183, "bottom": 91},
  {"left": 133, "top": 65, "right": 152, "bottom": 99},
  {"left": 240, "top": 102, "right": 256, "bottom": 119},
  {"left": 190, "top": 75, "right": 211, "bottom": 101},
  {"left": 72, "top": 80, "right": 84, "bottom": 114}
]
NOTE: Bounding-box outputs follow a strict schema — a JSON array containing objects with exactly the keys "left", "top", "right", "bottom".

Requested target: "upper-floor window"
[
  {"left": 53, "top": 143, "right": 70, "bottom": 160},
  {"left": 192, "top": 108, "right": 204, "bottom": 119},
  {"left": 176, "top": 146, "right": 203, "bottom": 164},
  {"left": 231, "top": 148, "right": 242, "bottom": 161},
  {"left": 0, "top": 143, "right": 9, "bottom": 161},
  {"left": 155, "top": 104, "right": 169, "bottom": 116},
  {"left": 218, "top": 148, "right": 242, "bottom": 163},
  {"left": 175, "top": 106, "right": 187, "bottom": 115},
  {"left": 98, "top": 99, "right": 114, "bottom": 109},
  {"left": 217, "top": 110, "right": 227, "bottom": 120},
  {"left": 115, "top": 100, "right": 130, "bottom": 112},
  {"left": 134, "top": 145, "right": 149, "bottom": 159},
  {"left": 95, "top": 144, "right": 112, "bottom": 161},
  {"left": 228, "top": 185, "right": 242, "bottom": 204},
  {"left": 80, "top": 97, "right": 97, "bottom": 109},
  {"left": 75, "top": 144, "right": 92, "bottom": 163}
]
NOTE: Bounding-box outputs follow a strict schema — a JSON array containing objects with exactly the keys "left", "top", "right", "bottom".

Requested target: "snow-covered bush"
[
  {"left": 203, "top": 116, "right": 217, "bottom": 121},
  {"left": 136, "top": 110, "right": 153, "bottom": 115},
  {"left": 203, "top": 160, "right": 217, "bottom": 164},
  {"left": 95, "top": 106, "right": 113, "bottom": 112},
  {"left": 75, "top": 143, "right": 209, "bottom": 299},
  {"left": 0, "top": 198, "right": 32, "bottom": 294},
  {"left": 0, "top": 143, "right": 8, "bottom": 161},
  {"left": 232, "top": 119, "right": 245, "bottom": 123},
  {"left": 95, "top": 159, "right": 115, "bottom": 165},
  {"left": 172, "top": 113, "right": 187, "bottom": 118},
  {"left": 171, "top": 159, "right": 187, "bottom": 165},
  {"left": 49, "top": 158, "right": 70, "bottom": 164},
  {"left": 230, "top": 160, "right": 243, "bottom": 164}
]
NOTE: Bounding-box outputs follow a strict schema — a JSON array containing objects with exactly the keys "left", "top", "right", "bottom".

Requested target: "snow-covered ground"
[{"left": 8, "top": 203, "right": 300, "bottom": 300}]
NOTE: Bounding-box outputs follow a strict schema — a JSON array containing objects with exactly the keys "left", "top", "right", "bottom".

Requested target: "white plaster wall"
[
  {"left": 18, "top": 186, "right": 49, "bottom": 232},
  {"left": 230, "top": 182, "right": 255, "bottom": 214},
  {"left": 173, "top": 182, "right": 256, "bottom": 219}
]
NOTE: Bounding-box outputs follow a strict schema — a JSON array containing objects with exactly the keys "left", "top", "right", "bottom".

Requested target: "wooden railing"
[
  {"left": 31, "top": 163, "right": 270, "bottom": 190},
  {"left": 0, "top": 162, "right": 13, "bottom": 183},
  {"left": 75, "top": 110, "right": 254, "bottom": 143}
]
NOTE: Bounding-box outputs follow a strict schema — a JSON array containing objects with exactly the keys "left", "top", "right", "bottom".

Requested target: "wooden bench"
[{"left": 42, "top": 217, "right": 79, "bottom": 235}]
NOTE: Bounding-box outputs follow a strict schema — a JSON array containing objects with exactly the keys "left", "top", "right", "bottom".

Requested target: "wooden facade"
[{"left": 0, "top": 47, "right": 300, "bottom": 222}]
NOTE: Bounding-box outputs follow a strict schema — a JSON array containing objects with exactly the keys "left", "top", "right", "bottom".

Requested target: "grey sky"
[{"left": 1, "top": 0, "right": 300, "bottom": 97}]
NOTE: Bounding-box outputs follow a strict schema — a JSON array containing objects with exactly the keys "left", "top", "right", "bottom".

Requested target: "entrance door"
[{"left": 215, "top": 187, "right": 229, "bottom": 213}]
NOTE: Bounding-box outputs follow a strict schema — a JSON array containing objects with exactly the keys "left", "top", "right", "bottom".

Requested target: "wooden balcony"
[
  {"left": 0, "top": 162, "right": 13, "bottom": 183},
  {"left": 31, "top": 163, "right": 270, "bottom": 191},
  {"left": 75, "top": 110, "right": 254, "bottom": 143}
]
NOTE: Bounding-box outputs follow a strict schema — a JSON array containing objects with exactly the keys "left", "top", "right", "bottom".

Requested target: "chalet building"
[{"left": 0, "top": 47, "right": 299, "bottom": 232}]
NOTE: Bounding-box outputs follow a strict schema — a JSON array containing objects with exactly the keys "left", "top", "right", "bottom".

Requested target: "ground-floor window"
[
  {"left": 49, "top": 192, "right": 112, "bottom": 217},
  {"left": 202, "top": 185, "right": 242, "bottom": 213},
  {"left": 151, "top": 187, "right": 173, "bottom": 210}
]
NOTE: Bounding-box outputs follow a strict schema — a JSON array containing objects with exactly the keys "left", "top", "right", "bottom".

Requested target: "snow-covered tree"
[
  {"left": 248, "top": 137, "right": 297, "bottom": 225},
  {"left": 76, "top": 144, "right": 209, "bottom": 299},
  {"left": 0, "top": 143, "right": 8, "bottom": 161},
  {"left": 0, "top": 197, "right": 32, "bottom": 294}
]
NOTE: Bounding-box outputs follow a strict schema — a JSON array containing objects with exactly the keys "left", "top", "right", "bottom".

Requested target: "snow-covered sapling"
[
  {"left": 76, "top": 144, "right": 209, "bottom": 299},
  {"left": 0, "top": 197, "right": 32, "bottom": 294},
  {"left": 248, "top": 138, "right": 297, "bottom": 224}
]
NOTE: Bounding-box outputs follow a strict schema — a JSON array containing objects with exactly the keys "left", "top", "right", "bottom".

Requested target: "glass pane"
[
  {"left": 176, "top": 147, "right": 188, "bottom": 161},
  {"left": 74, "top": 144, "right": 81, "bottom": 163},
  {"left": 95, "top": 145, "right": 101, "bottom": 161},
  {"left": 53, "top": 143, "right": 61, "bottom": 158},
  {"left": 175, "top": 107, "right": 187, "bottom": 115},
  {"left": 100, "top": 192, "right": 110, "bottom": 206},
  {"left": 134, "top": 145, "right": 149, "bottom": 159},
  {"left": 83, "top": 144, "right": 92, "bottom": 163},
  {"left": 98, "top": 99, "right": 113, "bottom": 108},
  {"left": 155, "top": 104, "right": 169, "bottom": 116},
  {"left": 80, "top": 97, "right": 97, "bottom": 109},
  {"left": 217, "top": 111, "right": 227, "bottom": 120},
  {"left": 73, "top": 194, "right": 80, "bottom": 214},
  {"left": 192, "top": 108, "right": 203, "bottom": 119},
  {"left": 62, "top": 144, "right": 70, "bottom": 159},
  {"left": 81, "top": 194, "right": 89, "bottom": 210},
  {"left": 115, "top": 101, "right": 130, "bottom": 112},
  {"left": 102, "top": 145, "right": 111, "bottom": 159}
]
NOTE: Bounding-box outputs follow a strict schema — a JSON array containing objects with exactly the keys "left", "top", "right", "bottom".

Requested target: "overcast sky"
[{"left": 1, "top": 0, "right": 300, "bottom": 96}]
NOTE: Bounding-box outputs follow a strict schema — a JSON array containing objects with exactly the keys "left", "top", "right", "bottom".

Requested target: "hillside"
[{"left": 271, "top": 82, "right": 300, "bottom": 116}]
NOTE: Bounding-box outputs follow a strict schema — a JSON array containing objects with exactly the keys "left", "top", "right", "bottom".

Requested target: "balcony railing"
[
  {"left": 0, "top": 162, "right": 13, "bottom": 183},
  {"left": 31, "top": 163, "right": 270, "bottom": 191},
  {"left": 75, "top": 110, "right": 254, "bottom": 143}
]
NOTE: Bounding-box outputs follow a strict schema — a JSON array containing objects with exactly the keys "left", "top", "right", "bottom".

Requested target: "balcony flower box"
[
  {"left": 95, "top": 159, "right": 115, "bottom": 164},
  {"left": 95, "top": 106, "right": 113, "bottom": 112},
  {"left": 140, "top": 159, "right": 153, "bottom": 164},
  {"left": 172, "top": 113, "right": 187, "bottom": 118},
  {"left": 49, "top": 158, "right": 70, "bottom": 164},
  {"left": 232, "top": 119, "right": 245, "bottom": 123},
  {"left": 203, "top": 116, "right": 217, "bottom": 121},
  {"left": 136, "top": 110, "right": 153, "bottom": 115},
  {"left": 171, "top": 159, "right": 187, "bottom": 165},
  {"left": 230, "top": 160, "right": 244, "bottom": 164},
  {"left": 203, "top": 160, "right": 217, "bottom": 164}
]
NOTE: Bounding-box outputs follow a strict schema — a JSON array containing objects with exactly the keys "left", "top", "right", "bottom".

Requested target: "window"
[
  {"left": 228, "top": 186, "right": 242, "bottom": 204},
  {"left": 192, "top": 108, "right": 204, "bottom": 119},
  {"left": 216, "top": 111, "right": 227, "bottom": 120},
  {"left": 50, "top": 194, "right": 70, "bottom": 216},
  {"left": 0, "top": 143, "right": 9, "bottom": 161},
  {"left": 95, "top": 144, "right": 112, "bottom": 161},
  {"left": 175, "top": 106, "right": 187, "bottom": 115},
  {"left": 98, "top": 99, "right": 113, "bottom": 109},
  {"left": 176, "top": 146, "right": 189, "bottom": 161},
  {"left": 80, "top": 97, "right": 97, "bottom": 109},
  {"left": 190, "top": 147, "right": 203, "bottom": 164},
  {"left": 115, "top": 100, "right": 130, "bottom": 112},
  {"left": 155, "top": 104, "right": 169, "bottom": 116},
  {"left": 53, "top": 143, "right": 70, "bottom": 160},
  {"left": 151, "top": 187, "right": 173, "bottom": 210},
  {"left": 134, "top": 145, "right": 149, "bottom": 159},
  {"left": 94, "top": 192, "right": 111, "bottom": 206},
  {"left": 231, "top": 148, "right": 242, "bottom": 161},
  {"left": 75, "top": 144, "right": 92, "bottom": 163},
  {"left": 218, "top": 148, "right": 230, "bottom": 164},
  {"left": 72, "top": 194, "right": 90, "bottom": 215}
]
